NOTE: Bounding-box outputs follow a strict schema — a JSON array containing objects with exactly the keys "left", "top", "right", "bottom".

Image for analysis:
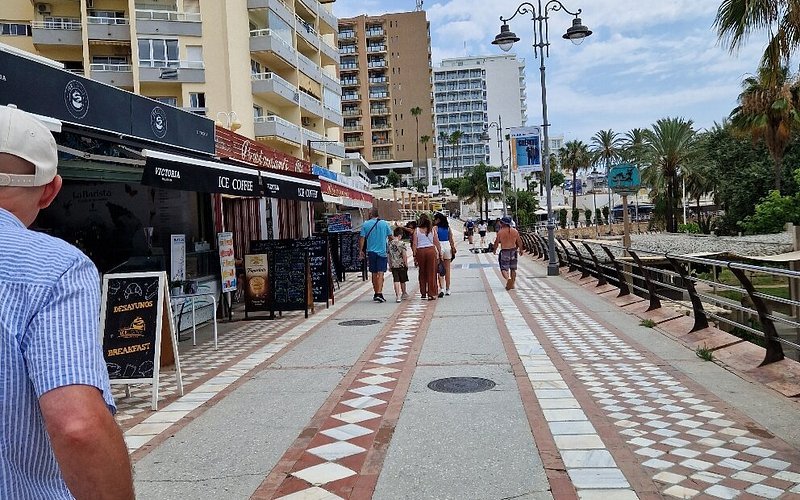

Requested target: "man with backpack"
[{"left": 359, "top": 207, "right": 393, "bottom": 302}]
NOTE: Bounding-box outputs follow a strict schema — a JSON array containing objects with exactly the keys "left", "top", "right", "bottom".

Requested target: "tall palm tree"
[
  {"left": 410, "top": 106, "right": 422, "bottom": 179},
  {"left": 730, "top": 64, "right": 800, "bottom": 191},
  {"left": 420, "top": 134, "right": 431, "bottom": 171},
  {"left": 591, "top": 129, "right": 623, "bottom": 222},
  {"left": 437, "top": 131, "right": 449, "bottom": 177},
  {"left": 642, "top": 118, "right": 696, "bottom": 233},
  {"left": 714, "top": 0, "right": 800, "bottom": 68},
  {"left": 559, "top": 140, "right": 592, "bottom": 210},
  {"left": 621, "top": 128, "right": 647, "bottom": 165},
  {"left": 449, "top": 130, "right": 464, "bottom": 176}
]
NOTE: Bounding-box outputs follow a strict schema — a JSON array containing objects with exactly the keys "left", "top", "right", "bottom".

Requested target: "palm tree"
[
  {"left": 591, "top": 129, "right": 623, "bottom": 223},
  {"left": 449, "top": 130, "right": 464, "bottom": 176},
  {"left": 730, "top": 64, "right": 800, "bottom": 191},
  {"left": 714, "top": 0, "right": 800, "bottom": 69},
  {"left": 642, "top": 118, "right": 696, "bottom": 233},
  {"left": 437, "top": 131, "right": 449, "bottom": 176},
  {"left": 559, "top": 140, "right": 592, "bottom": 210},
  {"left": 419, "top": 134, "right": 431, "bottom": 181},
  {"left": 410, "top": 106, "right": 422, "bottom": 179},
  {"left": 621, "top": 128, "right": 647, "bottom": 165}
]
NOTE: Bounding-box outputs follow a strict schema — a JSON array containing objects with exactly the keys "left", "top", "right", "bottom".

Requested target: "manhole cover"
[
  {"left": 427, "top": 377, "right": 496, "bottom": 393},
  {"left": 338, "top": 319, "right": 381, "bottom": 326}
]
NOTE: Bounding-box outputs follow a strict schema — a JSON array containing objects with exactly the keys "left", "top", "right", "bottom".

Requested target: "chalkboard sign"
[
  {"left": 251, "top": 239, "right": 311, "bottom": 316},
  {"left": 326, "top": 213, "right": 352, "bottom": 233},
  {"left": 252, "top": 237, "right": 333, "bottom": 306},
  {"left": 338, "top": 231, "right": 365, "bottom": 274},
  {"left": 99, "top": 271, "right": 184, "bottom": 410}
]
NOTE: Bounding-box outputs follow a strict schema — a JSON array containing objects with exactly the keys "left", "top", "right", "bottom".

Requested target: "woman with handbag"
[
  {"left": 434, "top": 213, "right": 456, "bottom": 297},
  {"left": 412, "top": 213, "right": 441, "bottom": 300}
]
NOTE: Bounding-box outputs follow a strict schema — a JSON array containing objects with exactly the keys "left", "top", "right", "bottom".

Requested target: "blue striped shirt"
[{"left": 0, "top": 208, "right": 115, "bottom": 499}]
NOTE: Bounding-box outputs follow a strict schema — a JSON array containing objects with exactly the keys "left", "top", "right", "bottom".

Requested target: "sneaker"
[
  {"left": 401, "top": 292, "right": 409, "bottom": 299},
  {"left": 421, "top": 294, "right": 427, "bottom": 299},
  {"left": 377, "top": 294, "right": 387, "bottom": 303},
  {"left": 438, "top": 291, "right": 444, "bottom": 298},
  {"left": 445, "top": 289, "right": 450, "bottom": 296},
  {"left": 373, "top": 294, "right": 380, "bottom": 302},
  {"left": 396, "top": 296, "right": 401, "bottom": 303}
]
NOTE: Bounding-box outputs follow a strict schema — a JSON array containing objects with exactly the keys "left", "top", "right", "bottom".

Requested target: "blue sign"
[{"left": 608, "top": 163, "right": 641, "bottom": 193}]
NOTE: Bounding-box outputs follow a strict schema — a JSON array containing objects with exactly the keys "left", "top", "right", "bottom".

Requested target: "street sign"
[{"left": 608, "top": 163, "right": 641, "bottom": 194}]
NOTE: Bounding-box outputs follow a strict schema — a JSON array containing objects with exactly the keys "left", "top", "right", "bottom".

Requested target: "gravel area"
[{"left": 593, "top": 232, "right": 797, "bottom": 257}]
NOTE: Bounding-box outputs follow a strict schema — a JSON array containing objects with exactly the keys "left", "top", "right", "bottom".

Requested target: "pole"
[
  {"left": 538, "top": 15, "right": 559, "bottom": 276},
  {"left": 497, "top": 116, "right": 507, "bottom": 217},
  {"left": 622, "top": 194, "right": 631, "bottom": 248}
]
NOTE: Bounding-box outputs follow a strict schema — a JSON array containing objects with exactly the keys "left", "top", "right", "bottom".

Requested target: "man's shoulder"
[{"left": 1, "top": 226, "right": 93, "bottom": 281}]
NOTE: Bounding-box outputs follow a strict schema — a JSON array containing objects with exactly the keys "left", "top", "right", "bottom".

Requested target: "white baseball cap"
[{"left": 0, "top": 104, "right": 58, "bottom": 187}]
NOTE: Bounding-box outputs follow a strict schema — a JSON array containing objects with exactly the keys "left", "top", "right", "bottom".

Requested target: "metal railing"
[
  {"left": 90, "top": 63, "right": 133, "bottom": 72},
  {"left": 32, "top": 19, "right": 81, "bottom": 30},
  {"left": 87, "top": 16, "right": 130, "bottom": 25},
  {"left": 520, "top": 231, "right": 800, "bottom": 367},
  {"left": 135, "top": 9, "right": 202, "bottom": 22}
]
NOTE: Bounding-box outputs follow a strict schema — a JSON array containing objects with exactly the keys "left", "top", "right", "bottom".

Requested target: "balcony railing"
[
  {"left": 339, "top": 46, "right": 357, "bottom": 54},
  {"left": 367, "top": 61, "right": 386, "bottom": 68},
  {"left": 252, "top": 71, "right": 297, "bottom": 94},
  {"left": 90, "top": 63, "right": 133, "bottom": 72},
  {"left": 139, "top": 60, "right": 204, "bottom": 69},
  {"left": 339, "top": 31, "right": 356, "bottom": 39},
  {"left": 87, "top": 16, "right": 130, "bottom": 25},
  {"left": 340, "top": 63, "right": 358, "bottom": 70},
  {"left": 343, "top": 125, "right": 363, "bottom": 132},
  {"left": 135, "top": 9, "right": 201, "bottom": 22},
  {"left": 368, "top": 77, "right": 387, "bottom": 84},
  {"left": 32, "top": 19, "right": 81, "bottom": 30},
  {"left": 373, "top": 153, "right": 392, "bottom": 161},
  {"left": 371, "top": 121, "right": 391, "bottom": 130},
  {"left": 345, "top": 140, "right": 365, "bottom": 147},
  {"left": 342, "top": 94, "right": 360, "bottom": 101},
  {"left": 367, "top": 45, "right": 386, "bottom": 52},
  {"left": 365, "top": 29, "right": 384, "bottom": 37},
  {"left": 369, "top": 108, "right": 389, "bottom": 116},
  {"left": 342, "top": 109, "right": 360, "bottom": 116},
  {"left": 340, "top": 79, "right": 359, "bottom": 86},
  {"left": 369, "top": 92, "right": 388, "bottom": 99},
  {"left": 254, "top": 114, "right": 300, "bottom": 130}
]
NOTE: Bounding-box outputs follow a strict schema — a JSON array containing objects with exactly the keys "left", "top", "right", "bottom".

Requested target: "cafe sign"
[{"left": 215, "top": 126, "right": 311, "bottom": 175}]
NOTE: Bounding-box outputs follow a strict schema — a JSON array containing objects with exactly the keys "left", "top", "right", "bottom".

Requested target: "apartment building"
[
  {"left": 338, "top": 11, "right": 433, "bottom": 179},
  {"left": 0, "top": 0, "right": 344, "bottom": 169},
  {"left": 433, "top": 54, "right": 527, "bottom": 177}
]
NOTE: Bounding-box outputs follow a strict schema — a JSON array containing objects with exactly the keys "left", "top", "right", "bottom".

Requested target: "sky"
[{"left": 332, "top": 0, "right": 772, "bottom": 143}]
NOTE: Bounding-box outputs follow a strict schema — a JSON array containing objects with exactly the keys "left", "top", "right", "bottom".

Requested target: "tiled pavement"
[
  {"left": 502, "top": 255, "right": 800, "bottom": 499},
  {"left": 252, "top": 296, "right": 431, "bottom": 499},
  {"left": 117, "top": 278, "right": 368, "bottom": 454}
]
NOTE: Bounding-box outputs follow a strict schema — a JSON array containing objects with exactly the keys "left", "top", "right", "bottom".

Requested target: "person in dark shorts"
[
  {"left": 359, "top": 207, "right": 393, "bottom": 302},
  {"left": 388, "top": 227, "right": 409, "bottom": 302},
  {"left": 493, "top": 216, "right": 524, "bottom": 290},
  {"left": 478, "top": 220, "right": 488, "bottom": 246}
]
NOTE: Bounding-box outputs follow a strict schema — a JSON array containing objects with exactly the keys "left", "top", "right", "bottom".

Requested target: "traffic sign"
[{"left": 608, "top": 163, "right": 641, "bottom": 194}]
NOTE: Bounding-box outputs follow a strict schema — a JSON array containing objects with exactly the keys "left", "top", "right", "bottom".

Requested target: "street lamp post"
[
  {"left": 482, "top": 116, "right": 507, "bottom": 216},
  {"left": 492, "top": 1, "right": 591, "bottom": 277}
]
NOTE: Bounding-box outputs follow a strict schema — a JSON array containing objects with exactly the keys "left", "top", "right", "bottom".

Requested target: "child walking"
[{"left": 388, "top": 226, "right": 409, "bottom": 302}]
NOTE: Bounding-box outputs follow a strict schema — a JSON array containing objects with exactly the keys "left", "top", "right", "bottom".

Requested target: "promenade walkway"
[{"left": 125, "top": 231, "right": 800, "bottom": 499}]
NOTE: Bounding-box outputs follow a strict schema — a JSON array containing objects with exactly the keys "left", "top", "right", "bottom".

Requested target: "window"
[
  {"left": 253, "top": 105, "right": 263, "bottom": 119},
  {"left": 186, "top": 45, "right": 203, "bottom": 67},
  {"left": 251, "top": 59, "right": 262, "bottom": 75},
  {"left": 0, "top": 23, "right": 31, "bottom": 36},
  {"left": 92, "top": 56, "right": 129, "bottom": 65},
  {"left": 154, "top": 96, "right": 178, "bottom": 106},
  {"left": 138, "top": 39, "right": 179, "bottom": 67},
  {"left": 88, "top": 11, "right": 126, "bottom": 24},
  {"left": 189, "top": 92, "right": 206, "bottom": 108}
]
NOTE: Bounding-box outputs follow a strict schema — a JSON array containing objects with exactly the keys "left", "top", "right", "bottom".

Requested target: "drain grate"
[
  {"left": 338, "top": 319, "right": 381, "bottom": 327},
  {"left": 427, "top": 377, "right": 496, "bottom": 393}
]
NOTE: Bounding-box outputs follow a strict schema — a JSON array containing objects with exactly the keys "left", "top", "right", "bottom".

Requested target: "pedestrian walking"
[
  {"left": 493, "top": 215, "right": 524, "bottom": 290},
  {"left": 0, "top": 105, "right": 134, "bottom": 499},
  {"left": 413, "top": 213, "right": 441, "bottom": 300},
  {"left": 434, "top": 213, "right": 456, "bottom": 297},
  {"left": 478, "top": 219, "right": 488, "bottom": 247},
  {"left": 359, "top": 207, "right": 393, "bottom": 302},
  {"left": 465, "top": 218, "right": 475, "bottom": 246},
  {"left": 388, "top": 227, "right": 410, "bottom": 302}
]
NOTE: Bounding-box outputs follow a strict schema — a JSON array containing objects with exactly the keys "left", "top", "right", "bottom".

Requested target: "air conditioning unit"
[
  {"left": 35, "top": 3, "right": 51, "bottom": 14},
  {"left": 86, "top": 0, "right": 94, "bottom": 8},
  {"left": 301, "top": 117, "right": 312, "bottom": 126}
]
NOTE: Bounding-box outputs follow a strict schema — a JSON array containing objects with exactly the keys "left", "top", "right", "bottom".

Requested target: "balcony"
[
  {"left": 371, "top": 121, "right": 391, "bottom": 130},
  {"left": 326, "top": 141, "right": 346, "bottom": 158},
  {"left": 366, "top": 44, "right": 386, "bottom": 53},
  {"left": 89, "top": 63, "right": 133, "bottom": 87},
  {"left": 340, "top": 63, "right": 358, "bottom": 72},
  {"left": 317, "top": 5, "right": 337, "bottom": 31},
  {"left": 373, "top": 152, "right": 393, "bottom": 161},
  {"left": 369, "top": 107, "right": 389, "bottom": 116},
  {"left": 250, "top": 29, "right": 295, "bottom": 65},
  {"left": 247, "top": 0, "right": 293, "bottom": 26},
  {"left": 31, "top": 19, "right": 82, "bottom": 46},
  {"left": 368, "top": 76, "right": 387, "bottom": 84},
  {"left": 296, "top": 15, "right": 320, "bottom": 50},
  {"left": 342, "top": 108, "right": 360, "bottom": 117},
  {"left": 323, "top": 105, "right": 343, "bottom": 126},
  {"left": 139, "top": 61, "right": 205, "bottom": 83},
  {"left": 87, "top": 17, "right": 131, "bottom": 42},
  {"left": 254, "top": 115, "right": 301, "bottom": 144},
  {"left": 321, "top": 70, "right": 341, "bottom": 93},
  {"left": 341, "top": 94, "right": 360, "bottom": 102},
  {"left": 372, "top": 138, "right": 392, "bottom": 146},
  {"left": 340, "top": 78, "right": 359, "bottom": 87},
  {"left": 299, "top": 90, "right": 323, "bottom": 117},
  {"left": 297, "top": 52, "right": 322, "bottom": 83},
  {"left": 251, "top": 72, "right": 299, "bottom": 105},
  {"left": 365, "top": 28, "right": 384, "bottom": 38},
  {"left": 343, "top": 125, "right": 363, "bottom": 132},
  {"left": 135, "top": 10, "right": 202, "bottom": 37},
  {"left": 367, "top": 60, "right": 386, "bottom": 69},
  {"left": 339, "top": 31, "right": 356, "bottom": 40},
  {"left": 368, "top": 92, "right": 388, "bottom": 100},
  {"left": 339, "top": 45, "right": 357, "bottom": 55},
  {"left": 345, "top": 139, "right": 364, "bottom": 148}
]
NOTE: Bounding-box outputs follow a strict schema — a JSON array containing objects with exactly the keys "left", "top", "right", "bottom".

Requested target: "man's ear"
[{"left": 38, "top": 175, "right": 63, "bottom": 209}]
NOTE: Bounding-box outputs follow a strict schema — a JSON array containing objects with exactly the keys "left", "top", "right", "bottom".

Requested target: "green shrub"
[
  {"left": 595, "top": 208, "right": 602, "bottom": 225},
  {"left": 584, "top": 209, "right": 592, "bottom": 225},
  {"left": 678, "top": 222, "right": 701, "bottom": 234},
  {"left": 558, "top": 208, "right": 568, "bottom": 228},
  {"left": 740, "top": 189, "right": 800, "bottom": 234},
  {"left": 571, "top": 209, "right": 580, "bottom": 227},
  {"left": 602, "top": 206, "right": 610, "bottom": 224}
]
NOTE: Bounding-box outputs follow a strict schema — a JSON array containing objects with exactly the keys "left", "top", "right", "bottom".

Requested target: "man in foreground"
[
  {"left": 0, "top": 105, "right": 134, "bottom": 499},
  {"left": 359, "top": 207, "right": 393, "bottom": 302},
  {"left": 493, "top": 216, "right": 524, "bottom": 290}
]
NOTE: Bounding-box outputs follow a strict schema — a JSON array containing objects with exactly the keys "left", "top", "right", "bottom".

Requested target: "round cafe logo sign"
[
  {"left": 150, "top": 106, "right": 168, "bottom": 139},
  {"left": 64, "top": 80, "right": 89, "bottom": 119}
]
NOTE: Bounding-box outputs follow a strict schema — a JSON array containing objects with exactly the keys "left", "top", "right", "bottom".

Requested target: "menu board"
[
  {"left": 99, "top": 271, "right": 184, "bottom": 410},
  {"left": 218, "top": 232, "right": 237, "bottom": 293},
  {"left": 244, "top": 254, "right": 269, "bottom": 312},
  {"left": 326, "top": 213, "right": 352, "bottom": 233},
  {"left": 297, "top": 237, "right": 331, "bottom": 304},
  {"left": 101, "top": 275, "right": 162, "bottom": 380},
  {"left": 251, "top": 239, "right": 310, "bottom": 314},
  {"left": 338, "top": 231, "right": 364, "bottom": 273}
]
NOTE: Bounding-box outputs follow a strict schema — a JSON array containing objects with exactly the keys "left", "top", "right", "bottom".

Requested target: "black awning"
[{"left": 141, "top": 150, "right": 322, "bottom": 201}]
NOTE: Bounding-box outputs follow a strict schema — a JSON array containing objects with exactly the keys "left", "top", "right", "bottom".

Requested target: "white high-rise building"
[{"left": 433, "top": 54, "right": 526, "bottom": 178}]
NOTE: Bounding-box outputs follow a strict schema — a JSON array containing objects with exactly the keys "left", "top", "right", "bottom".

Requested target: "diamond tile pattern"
[{"left": 513, "top": 274, "right": 800, "bottom": 499}]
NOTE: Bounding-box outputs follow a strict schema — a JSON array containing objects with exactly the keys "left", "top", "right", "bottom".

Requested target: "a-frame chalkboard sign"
[{"left": 99, "top": 271, "right": 184, "bottom": 410}]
